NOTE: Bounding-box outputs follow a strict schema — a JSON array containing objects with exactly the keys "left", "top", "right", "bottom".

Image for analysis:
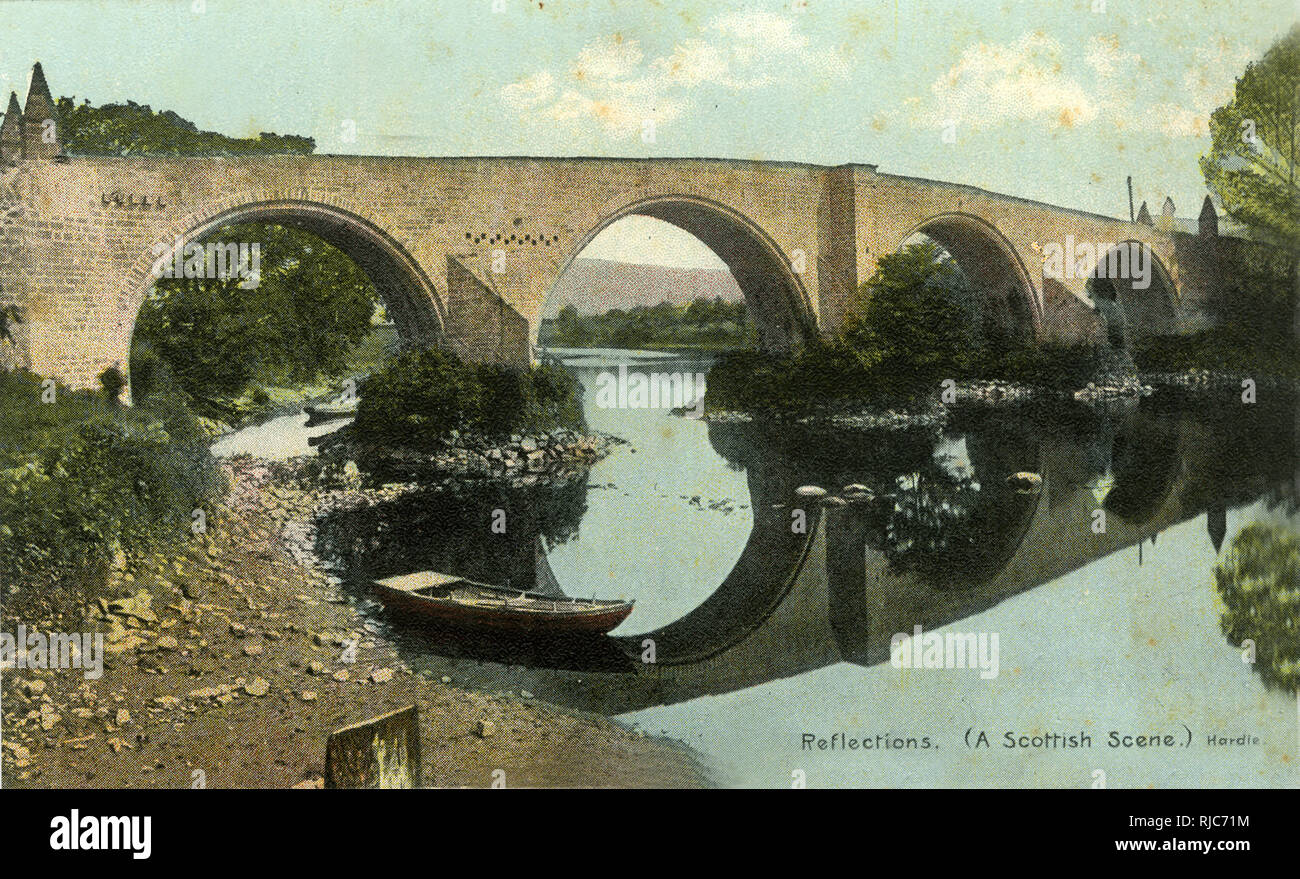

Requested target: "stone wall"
[
  {"left": 445, "top": 255, "right": 529, "bottom": 366},
  {"left": 0, "top": 152, "right": 1233, "bottom": 392}
]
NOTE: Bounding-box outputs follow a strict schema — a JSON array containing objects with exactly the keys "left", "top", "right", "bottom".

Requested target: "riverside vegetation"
[{"left": 2, "top": 29, "right": 1298, "bottom": 785}]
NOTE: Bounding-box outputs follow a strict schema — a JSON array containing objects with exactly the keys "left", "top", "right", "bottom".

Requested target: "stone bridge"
[{"left": 0, "top": 65, "right": 1242, "bottom": 392}]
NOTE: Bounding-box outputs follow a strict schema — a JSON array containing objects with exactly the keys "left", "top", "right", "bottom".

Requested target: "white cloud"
[
  {"left": 909, "top": 30, "right": 1255, "bottom": 141},
  {"left": 500, "top": 70, "right": 555, "bottom": 111},
  {"left": 914, "top": 32, "right": 1099, "bottom": 131},
  {"left": 651, "top": 39, "right": 731, "bottom": 89},
  {"left": 1128, "top": 38, "right": 1252, "bottom": 138},
  {"left": 707, "top": 10, "right": 809, "bottom": 60},
  {"left": 1085, "top": 34, "right": 1140, "bottom": 79},
  {"left": 572, "top": 36, "right": 644, "bottom": 84},
  {"left": 498, "top": 10, "right": 848, "bottom": 140}
]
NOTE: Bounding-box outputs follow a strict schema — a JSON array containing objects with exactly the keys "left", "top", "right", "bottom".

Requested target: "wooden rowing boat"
[
  {"left": 304, "top": 400, "right": 358, "bottom": 426},
  {"left": 372, "top": 571, "right": 634, "bottom": 635}
]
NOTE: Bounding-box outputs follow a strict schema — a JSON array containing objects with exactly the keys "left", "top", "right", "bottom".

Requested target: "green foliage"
[
  {"left": 57, "top": 96, "right": 315, "bottom": 157},
  {"left": 98, "top": 366, "right": 125, "bottom": 404},
  {"left": 705, "top": 343, "right": 875, "bottom": 413},
  {"left": 1214, "top": 523, "right": 1300, "bottom": 692},
  {"left": 131, "top": 222, "right": 379, "bottom": 419},
  {"left": 352, "top": 346, "right": 584, "bottom": 450},
  {"left": 1134, "top": 326, "right": 1300, "bottom": 381},
  {"left": 708, "top": 241, "right": 1044, "bottom": 412},
  {"left": 842, "top": 241, "right": 983, "bottom": 391},
  {"left": 978, "top": 338, "right": 1100, "bottom": 390},
  {"left": 1212, "top": 243, "right": 1297, "bottom": 347},
  {"left": 0, "top": 370, "right": 223, "bottom": 616},
  {"left": 1200, "top": 26, "right": 1300, "bottom": 249},
  {"left": 538, "top": 297, "right": 755, "bottom": 351}
]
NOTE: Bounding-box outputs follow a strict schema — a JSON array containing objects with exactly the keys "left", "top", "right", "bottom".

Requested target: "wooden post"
[{"left": 324, "top": 704, "right": 422, "bottom": 789}]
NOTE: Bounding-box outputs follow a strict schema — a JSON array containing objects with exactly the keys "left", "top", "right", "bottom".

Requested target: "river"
[{"left": 217, "top": 349, "right": 1300, "bottom": 788}]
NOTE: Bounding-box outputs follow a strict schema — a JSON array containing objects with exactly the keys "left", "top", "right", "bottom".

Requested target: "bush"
[
  {"left": 1214, "top": 523, "right": 1300, "bottom": 692},
  {"left": 980, "top": 338, "right": 1100, "bottom": 389},
  {"left": 353, "top": 347, "right": 584, "bottom": 450},
  {"left": 0, "top": 370, "right": 224, "bottom": 618},
  {"left": 1134, "top": 326, "right": 1300, "bottom": 381},
  {"left": 842, "top": 241, "right": 982, "bottom": 390},
  {"left": 98, "top": 366, "right": 125, "bottom": 403},
  {"left": 705, "top": 342, "right": 878, "bottom": 413}
]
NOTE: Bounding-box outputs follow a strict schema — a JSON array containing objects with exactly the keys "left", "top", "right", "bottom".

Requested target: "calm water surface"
[{"left": 228, "top": 349, "right": 1300, "bottom": 787}]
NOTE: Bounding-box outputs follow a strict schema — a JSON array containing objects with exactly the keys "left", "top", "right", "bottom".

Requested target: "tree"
[
  {"left": 57, "top": 96, "right": 315, "bottom": 157},
  {"left": 842, "top": 241, "right": 981, "bottom": 387},
  {"left": 1214, "top": 523, "right": 1299, "bottom": 693},
  {"left": 1200, "top": 26, "right": 1300, "bottom": 250},
  {"left": 131, "top": 222, "right": 378, "bottom": 412}
]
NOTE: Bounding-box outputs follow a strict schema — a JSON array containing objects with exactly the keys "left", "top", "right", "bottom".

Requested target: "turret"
[
  {"left": 1135, "top": 201, "right": 1152, "bottom": 226},
  {"left": 0, "top": 92, "right": 21, "bottom": 164},
  {"left": 21, "top": 62, "right": 61, "bottom": 161},
  {"left": 1157, "top": 196, "right": 1176, "bottom": 232},
  {"left": 1198, "top": 195, "right": 1218, "bottom": 237}
]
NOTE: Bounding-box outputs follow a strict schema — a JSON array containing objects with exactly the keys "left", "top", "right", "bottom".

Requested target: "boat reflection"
[{"left": 315, "top": 396, "right": 1297, "bottom": 713}]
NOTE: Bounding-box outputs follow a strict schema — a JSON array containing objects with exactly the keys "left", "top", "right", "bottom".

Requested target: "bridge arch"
[
  {"left": 119, "top": 197, "right": 446, "bottom": 396},
  {"left": 1086, "top": 239, "right": 1179, "bottom": 345},
  {"left": 896, "top": 212, "right": 1043, "bottom": 341},
  {"left": 548, "top": 194, "right": 817, "bottom": 353}
]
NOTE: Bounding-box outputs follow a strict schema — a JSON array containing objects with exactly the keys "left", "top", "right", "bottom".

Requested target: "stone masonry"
[{"left": 0, "top": 66, "right": 1241, "bottom": 393}]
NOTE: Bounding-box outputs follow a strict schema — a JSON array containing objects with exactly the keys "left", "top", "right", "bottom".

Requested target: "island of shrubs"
[{"left": 351, "top": 346, "right": 585, "bottom": 452}]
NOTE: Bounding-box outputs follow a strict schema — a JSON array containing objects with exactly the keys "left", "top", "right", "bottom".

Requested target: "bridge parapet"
[{"left": 0, "top": 64, "right": 1239, "bottom": 390}]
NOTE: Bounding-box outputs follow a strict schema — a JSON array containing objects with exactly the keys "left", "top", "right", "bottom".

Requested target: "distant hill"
[{"left": 543, "top": 257, "right": 742, "bottom": 317}]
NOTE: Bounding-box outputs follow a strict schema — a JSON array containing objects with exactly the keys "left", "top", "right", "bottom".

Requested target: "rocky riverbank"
[
  {"left": 697, "top": 365, "right": 1294, "bottom": 432},
  {"left": 310, "top": 425, "right": 624, "bottom": 490},
  {"left": 0, "top": 456, "right": 708, "bottom": 789}
]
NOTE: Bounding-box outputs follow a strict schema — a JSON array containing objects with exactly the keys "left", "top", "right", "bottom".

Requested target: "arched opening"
[
  {"left": 898, "top": 214, "right": 1040, "bottom": 348},
  {"left": 1085, "top": 241, "right": 1178, "bottom": 350},
  {"left": 527, "top": 201, "right": 809, "bottom": 634},
  {"left": 125, "top": 201, "right": 442, "bottom": 428},
  {"left": 542, "top": 195, "right": 815, "bottom": 355}
]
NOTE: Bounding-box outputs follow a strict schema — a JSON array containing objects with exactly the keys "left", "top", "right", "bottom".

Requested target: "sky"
[{"left": 1, "top": 0, "right": 1295, "bottom": 267}]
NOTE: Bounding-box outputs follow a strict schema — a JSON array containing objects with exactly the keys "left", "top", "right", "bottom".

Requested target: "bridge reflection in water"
[{"left": 314, "top": 396, "right": 1296, "bottom": 718}]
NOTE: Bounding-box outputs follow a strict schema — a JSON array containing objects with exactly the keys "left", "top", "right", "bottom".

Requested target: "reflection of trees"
[
  {"left": 313, "top": 475, "right": 590, "bottom": 591},
  {"left": 1104, "top": 415, "right": 1181, "bottom": 525},
  {"left": 1179, "top": 396, "right": 1297, "bottom": 519},
  {"left": 706, "top": 414, "right": 1040, "bottom": 588},
  {"left": 1214, "top": 523, "right": 1299, "bottom": 693},
  {"left": 877, "top": 463, "right": 985, "bottom": 586},
  {"left": 876, "top": 424, "right": 1040, "bottom": 588}
]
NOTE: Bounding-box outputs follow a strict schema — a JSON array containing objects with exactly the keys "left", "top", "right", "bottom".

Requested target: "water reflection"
[{"left": 313, "top": 379, "right": 1296, "bottom": 722}]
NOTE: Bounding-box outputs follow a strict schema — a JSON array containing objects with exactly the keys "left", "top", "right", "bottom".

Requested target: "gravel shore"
[{"left": 1, "top": 457, "right": 708, "bottom": 789}]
